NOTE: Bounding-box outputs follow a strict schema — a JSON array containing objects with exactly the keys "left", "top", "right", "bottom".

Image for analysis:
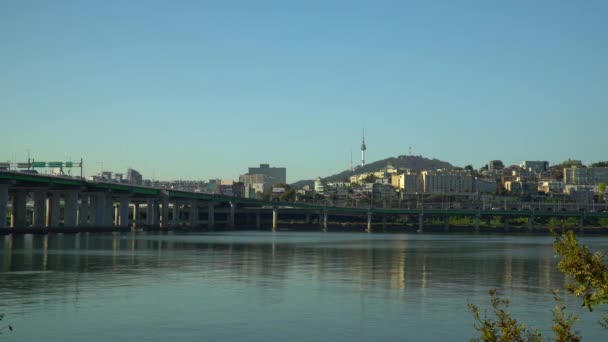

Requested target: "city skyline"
[{"left": 2, "top": 1, "right": 607, "bottom": 182}]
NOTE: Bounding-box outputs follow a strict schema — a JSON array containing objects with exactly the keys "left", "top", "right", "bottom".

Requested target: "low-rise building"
[
  {"left": 538, "top": 181, "right": 565, "bottom": 194},
  {"left": 421, "top": 170, "right": 473, "bottom": 194},
  {"left": 474, "top": 178, "right": 497, "bottom": 193},
  {"left": 564, "top": 167, "right": 608, "bottom": 185}
]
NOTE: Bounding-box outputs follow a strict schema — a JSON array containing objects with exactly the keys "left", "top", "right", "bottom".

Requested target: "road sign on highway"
[
  {"left": 48, "top": 162, "right": 63, "bottom": 167},
  {"left": 17, "top": 163, "right": 30, "bottom": 168},
  {"left": 31, "top": 162, "right": 46, "bottom": 168}
]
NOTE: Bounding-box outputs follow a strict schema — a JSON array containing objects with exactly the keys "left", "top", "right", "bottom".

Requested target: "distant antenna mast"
[
  {"left": 409, "top": 146, "right": 413, "bottom": 156},
  {"left": 361, "top": 129, "right": 367, "bottom": 167},
  {"left": 350, "top": 150, "right": 353, "bottom": 172}
]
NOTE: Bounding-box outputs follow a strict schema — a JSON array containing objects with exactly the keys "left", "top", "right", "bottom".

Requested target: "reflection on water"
[{"left": 0, "top": 231, "right": 606, "bottom": 341}]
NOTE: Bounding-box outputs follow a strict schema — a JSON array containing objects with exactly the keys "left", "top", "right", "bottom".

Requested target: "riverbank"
[{"left": 2, "top": 223, "right": 608, "bottom": 235}]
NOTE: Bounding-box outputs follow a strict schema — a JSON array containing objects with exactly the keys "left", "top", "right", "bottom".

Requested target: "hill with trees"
[{"left": 290, "top": 155, "right": 454, "bottom": 188}]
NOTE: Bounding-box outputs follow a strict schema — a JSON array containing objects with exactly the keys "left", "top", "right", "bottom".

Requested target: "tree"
[
  {"left": 555, "top": 230, "right": 608, "bottom": 326},
  {"left": 470, "top": 231, "right": 608, "bottom": 341},
  {"left": 362, "top": 174, "right": 378, "bottom": 183},
  {"left": 599, "top": 183, "right": 606, "bottom": 194},
  {"left": 468, "top": 290, "right": 579, "bottom": 342},
  {"left": 279, "top": 188, "right": 296, "bottom": 202},
  {"left": 591, "top": 162, "right": 608, "bottom": 168}
]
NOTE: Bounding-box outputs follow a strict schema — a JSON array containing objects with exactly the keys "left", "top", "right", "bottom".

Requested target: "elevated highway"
[{"left": 1, "top": 171, "right": 607, "bottom": 233}]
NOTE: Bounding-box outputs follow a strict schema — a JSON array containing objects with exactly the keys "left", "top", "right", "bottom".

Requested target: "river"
[{"left": 1, "top": 231, "right": 606, "bottom": 341}]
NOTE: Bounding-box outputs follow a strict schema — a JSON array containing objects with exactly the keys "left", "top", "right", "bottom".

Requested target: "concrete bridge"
[{"left": 2, "top": 171, "right": 608, "bottom": 233}]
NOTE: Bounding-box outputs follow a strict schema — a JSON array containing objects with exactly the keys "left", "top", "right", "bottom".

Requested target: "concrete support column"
[
  {"left": 503, "top": 216, "right": 509, "bottom": 232},
  {"left": 382, "top": 213, "right": 387, "bottom": 230},
  {"left": 79, "top": 194, "right": 90, "bottom": 226},
  {"left": 443, "top": 216, "right": 450, "bottom": 232},
  {"left": 272, "top": 207, "right": 278, "bottom": 231},
  {"left": 12, "top": 190, "right": 27, "bottom": 228},
  {"left": 229, "top": 202, "right": 236, "bottom": 228},
  {"left": 475, "top": 214, "right": 480, "bottom": 232},
  {"left": 190, "top": 200, "right": 199, "bottom": 227},
  {"left": 0, "top": 185, "right": 8, "bottom": 228},
  {"left": 95, "top": 193, "right": 106, "bottom": 226},
  {"left": 145, "top": 199, "right": 153, "bottom": 226},
  {"left": 89, "top": 194, "right": 97, "bottom": 226},
  {"left": 132, "top": 202, "right": 139, "bottom": 228},
  {"left": 418, "top": 213, "right": 424, "bottom": 232},
  {"left": 323, "top": 210, "right": 328, "bottom": 231},
  {"left": 161, "top": 198, "right": 169, "bottom": 228},
  {"left": 64, "top": 191, "right": 79, "bottom": 227},
  {"left": 367, "top": 211, "right": 373, "bottom": 232},
  {"left": 528, "top": 215, "right": 534, "bottom": 232},
  {"left": 105, "top": 195, "right": 114, "bottom": 226},
  {"left": 579, "top": 215, "right": 585, "bottom": 233},
  {"left": 118, "top": 195, "right": 130, "bottom": 228},
  {"left": 153, "top": 200, "right": 161, "bottom": 226},
  {"left": 208, "top": 203, "right": 215, "bottom": 229},
  {"left": 256, "top": 211, "right": 261, "bottom": 229},
  {"left": 48, "top": 192, "right": 61, "bottom": 228},
  {"left": 172, "top": 202, "right": 180, "bottom": 225},
  {"left": 33, "top": 191, "right": 47, "bottom": 228}
]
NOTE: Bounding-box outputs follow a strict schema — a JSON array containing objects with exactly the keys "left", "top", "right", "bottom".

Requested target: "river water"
[{"left": 0, "top": 231, "right": 606, "bottom": 341}]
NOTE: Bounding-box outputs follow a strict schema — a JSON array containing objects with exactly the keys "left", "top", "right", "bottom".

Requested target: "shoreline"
[{"left": 2, "top": 224, "right": 608, "bottom": 235}]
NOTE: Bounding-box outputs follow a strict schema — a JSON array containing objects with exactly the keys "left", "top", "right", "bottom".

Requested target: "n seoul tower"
[{"left": 361, "top": 129, "right": 367, "bottom": 167}]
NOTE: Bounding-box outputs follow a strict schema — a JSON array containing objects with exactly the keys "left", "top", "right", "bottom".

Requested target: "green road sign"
[
  {"left": 31, "top": 162, "right": 46, "bottom": 168},
  {"left": 48, "top": 162, "right": 63, "bottom": 167},
  {"left": 65, "top": 162, "right": 73, "bottom": 167}
]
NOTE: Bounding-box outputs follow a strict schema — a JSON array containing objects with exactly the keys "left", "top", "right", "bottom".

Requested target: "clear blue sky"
[{"left": 2, "top": 0, "right": 607, "bottom": 182}]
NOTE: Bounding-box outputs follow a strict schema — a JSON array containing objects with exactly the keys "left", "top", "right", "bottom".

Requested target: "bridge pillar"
[
  {"left": 318, "top": 212, "right": 323, "bottom": 229},
  {"left": 145, "top": 199, "right": 154, "bottom": 226},
  {"left": 367, "top": 211, "right": 373, "bottom": 232},
  {"left": 323, "top": 210, "right": 328, "bottom": 231},
  {"left": 207, "top": 202, "right": 215, "bottom": 229},
  {"left": 272, "top": 207, "right": 278, "bottom": 231},
  {"left": 105, "top": 195, "right": 114, "bottom": 226},
  {"left": 229, "top": 202, "right": 236, "bottom": 228},
  {"left": 88, "top": 194, "right": 97, "bottom": 226},
  {"left": 153, "top": 200, "right": 161, "bottom": 226},
  {"left": 78, "top": 194, "right": 90, "bottom": 226},
  {"left": 579, "top": 215, "right": 585, "bottom": 233},
  {"left": 528, "top": 215, "right": 534, "bottom": 232},
  {"left": 443, "top": 216, "right": 449, "bottom": 232},
  {"left": 190, "top": 200, "right": 199, "bottom": 227},
  {"left": 0, "top": 184, "right": 8, "bottom": 228},
  {"left": 64, "top": 191, "right": 79, "bottom": 227},
  {"left": 503, "top": 216, "right": 509, "bottom": 232},
  {"left": 33, "top": 190, "right": 46, "bottom": 228},
  {"left": 382, "top": 213, "right": 387, "bottom": 230},
  {"left": 94, "top": 193, "right": 106, "bottom": 226},
  {"left": 256, "top": 211, "right": 261, "bottom": 229},
  {"left": 418, "top": 213, "right": 424, "bottom": 232},
  {"left": 11, "top": 190, "right": 27, "bottom": 228},
  {"left": 474, "top": 214, "right": 480, "bottom": 232},
  {"left": 48, "top": 192, "right": 61, "bottom": 228},
  {"left": 172, "top": 201, "right": 180, "bottom": 226},
  {"left": 132, "top": 202, "right": 140, "bottom": 228},
  {"left": 161, "top": 198, "right": 169, "bottom": 228},
  {"left": 118, "top": 194, "right": 130, "bottom": 228}
]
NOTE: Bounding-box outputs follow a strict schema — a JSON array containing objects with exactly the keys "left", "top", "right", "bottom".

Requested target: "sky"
[{"left": 1, "top": 0, "right": 607, "bottom": 183}]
